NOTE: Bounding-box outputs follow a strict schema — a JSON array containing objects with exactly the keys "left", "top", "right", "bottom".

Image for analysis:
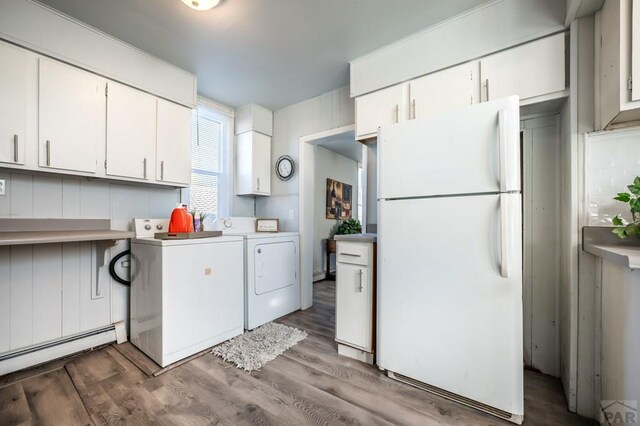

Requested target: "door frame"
[{"left": 298, "top": 124, "right": 364, "bottom": 309}]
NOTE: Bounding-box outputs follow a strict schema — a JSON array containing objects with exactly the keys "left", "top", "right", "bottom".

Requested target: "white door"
[
  {"left": 336, "top": 262, "right": 372, "bottom": 351},
  {"left": 377, "top": 194, "right": 523, "bottom": 417},
  {"left": 106, "top": 81, "right": 156, "bottom": 180},
  {"left": 157, "top": 99, "right": 192, "bottom": 185},
  {"left": 480, "top": 33, "right": 565, "bottom": 102},
  {"left": 0, "top": 41, "right": 28, "bottom": 165},
  {"left": 409, "top": 61, "right": 479, "bottom": 119},
  {"left": 378, "top": 96, "right": 520, "bottom": 199},
  {"left": 356, "top": 84, "right": 406, "bottom": 139},
  {"left": 254, "top": 241, "right": 296, "bottom": 294},
  {"left": 39, "top": 58, "right": 102, "bottom": 173}
]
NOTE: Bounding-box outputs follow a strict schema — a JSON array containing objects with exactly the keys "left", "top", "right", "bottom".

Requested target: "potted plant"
[
  {"left": 611, "top": 176, "right": 640, "bottom": 238},
  {"left": 326, "top": 218, "right": 362, "bottom": 251}
]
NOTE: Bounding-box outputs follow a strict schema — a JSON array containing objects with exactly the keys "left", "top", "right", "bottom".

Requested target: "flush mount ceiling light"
[{"left": 180, "top": 0, "right": 221, "bottom": 11}]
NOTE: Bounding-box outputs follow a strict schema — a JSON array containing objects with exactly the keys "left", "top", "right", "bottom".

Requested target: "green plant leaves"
[
  {"left": 336, "top": 218, "right": 362, "bottom": 235},
  {"left": 611, "top": 178, "right": 640, "bottom": 239}
]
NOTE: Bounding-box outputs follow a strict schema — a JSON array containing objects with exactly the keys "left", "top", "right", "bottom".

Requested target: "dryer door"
[{"left": 254, "top": 241, "right": 297, "bottom": 295}]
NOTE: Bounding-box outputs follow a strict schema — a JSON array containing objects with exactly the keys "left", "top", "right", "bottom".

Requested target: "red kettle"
[{"left": 169, "top": 204, "right": 194, "bottom": 233}]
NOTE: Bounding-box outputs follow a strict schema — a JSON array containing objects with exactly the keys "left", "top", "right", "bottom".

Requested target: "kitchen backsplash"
[{"left": 586, "top": 128, "right": 640, "bottom": 226}]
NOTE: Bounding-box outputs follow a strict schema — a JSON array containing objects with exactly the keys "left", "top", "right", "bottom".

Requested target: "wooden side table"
[{"left": 325, "top": 238, "right": 337, "bottom": 280}]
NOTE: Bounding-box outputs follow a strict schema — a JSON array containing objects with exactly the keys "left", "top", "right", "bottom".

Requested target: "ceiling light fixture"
[{"left": 180, "top": 0, "right": 220, "bottom": 11}]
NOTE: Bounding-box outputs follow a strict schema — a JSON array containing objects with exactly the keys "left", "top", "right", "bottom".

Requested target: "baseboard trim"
[{"left": 313, "top": 272, "right": 326, "bottom": 282}]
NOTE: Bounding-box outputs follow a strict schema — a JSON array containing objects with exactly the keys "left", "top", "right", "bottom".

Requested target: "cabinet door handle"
[
  {"left": 485, "top": 78, "right": 490, "bottom": 101},
  {"left": 411, "top": 99, "right": 416, "bottom": 119},
  {"left": 143, "top": 158, "right": 147, "bottom": 179},
  {"left": 160, "top": 160, "right": 164, "bottom": 180},
  {"left": 358, "top": 269, "right": 364, "bottom": 292},
  {"left": 46, "top": 140, "right": 51, "bottom": 166},
  {"left": 340, "top": 252, "right": 361, "bottom": 257},
  {"left": 257, "top": 177, "right": 260, "bottom": 192},
  {"left": 394, "top": 104, "right": 399, "bottom": 123},
  {"left": 13, "top": 134, "right": 18, "bottom": 163}
]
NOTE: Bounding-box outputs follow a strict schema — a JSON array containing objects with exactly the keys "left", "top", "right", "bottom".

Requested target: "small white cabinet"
[
  {"left": 236, "top": 131, "right": 271, "bottom": 196},
  {"left": 0, "top": 41, "right": 29, "bottom": 166},
  {"left": 156, "top": 99, "right": 192, "bottom": 186},
  {"left": 39, "top": 58, "right": 103, "bottom": 174},
  {"left": 355, "top": 84, "right": 406, "bottom": 139},
  {"left": 106, "top": 81, "right": 157, "bottom": 180},
  {"left": 409, "top": 61, "right": 479, "bottom": 119},
  {"left": 480, "top": 33, "right": 565, "bottom": 103},
  {"left": 597, "top": 0, "right": 640, "bottom": 129},
  {"left": 335, "top": 239, "right": 376, "bottom": 363}
]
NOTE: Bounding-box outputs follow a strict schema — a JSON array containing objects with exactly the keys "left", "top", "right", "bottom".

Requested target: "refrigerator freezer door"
[
  {"left": 378, "top": 96, "right": 520, "bottom": 200},
  {"left": 377, "top": 193, "right": 523, "bottom": 417}
]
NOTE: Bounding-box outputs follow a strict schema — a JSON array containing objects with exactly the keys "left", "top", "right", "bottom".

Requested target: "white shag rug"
[{"left": 212, "top": 322, "right": 307, "bottom": 371}]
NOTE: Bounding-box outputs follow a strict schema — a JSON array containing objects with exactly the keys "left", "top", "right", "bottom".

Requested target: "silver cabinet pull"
[
  {"left": 257, "top": 177, "right": 260, "bottom": 192},
  {"left": 13, "top": 134, "right": 18, "bottom": 163},
  {"left": 340, "top": 252, "right": 361, "bottom": 257},
  {"left": 394, "top": 104, "right": 399, "bottom": 123},
  {"left": 143, "top": 158, "right": 147, "bottom": 179},
  {"left": 46, "top": 140, "right": 51, "bottom": 166},
  {"left": 358, "top": 269, "right": 364, "bottom": 292},
  {"left": 160, "top": 160, "right": 164, "bottom": 180},
  {"left": 485, "top": 78, "right": 490, "bottom": 101},
  {"left": 411, "top": 99, "right": 416, "bottom": 119}
]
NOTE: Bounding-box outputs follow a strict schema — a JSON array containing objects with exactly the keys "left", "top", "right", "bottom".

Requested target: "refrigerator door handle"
[
  {"left": 498, "top": 108, "right": 508, "bottom": 192},
  {"left": 499, "top": 193, "right": 509, "bottom": 278}
]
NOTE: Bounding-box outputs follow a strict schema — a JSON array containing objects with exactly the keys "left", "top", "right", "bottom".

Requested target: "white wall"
[
  {"left": 365, "top": 143, "right": 378, "bottom": 231},
  {"left": 313, "top": 147, "right": 359, "bottom": 278},
  {"left": 256, "top": 86, "right": 355, "bottom": 229},
  {"left": 0, "top": 171, "right": 179, "bottom": 351}
]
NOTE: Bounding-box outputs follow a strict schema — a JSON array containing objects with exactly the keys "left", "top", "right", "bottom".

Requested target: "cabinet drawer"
[{"left": 336, "top": 242, "right": 370, "bottom": 265}]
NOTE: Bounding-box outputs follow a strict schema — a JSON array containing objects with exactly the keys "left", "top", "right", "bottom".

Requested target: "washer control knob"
[
  {"left": 156, "top": 224, "right": 164, "bottom": 230},
  {"left": 224, "top": 218, "right": 233, "bottom": 228},
  {"left": 257, "top": 248, "right": 262, "bottom": 254},
  {"left": 144, "top": 224, "right": 152, "bottom": 230}
]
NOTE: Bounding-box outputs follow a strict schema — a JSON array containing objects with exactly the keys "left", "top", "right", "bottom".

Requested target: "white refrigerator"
[{"left": 377, "top": 96, "right": 524, "bottom": 424}]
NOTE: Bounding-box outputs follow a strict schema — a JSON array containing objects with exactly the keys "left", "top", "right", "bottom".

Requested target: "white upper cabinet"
[
  {"left": 236, "top": 131, "right": 271, "bottom": 196},
  {"left": 409, "top": 61, "right": 479, "bottom": 120},
  {"left": 0, "top": 41, "right": 28, "bottom": 166},
  {"left": 156, "top": 99, "right": 192, "bottom": 186},
  {"left": 480, "top": 33, "right": 566, "bottom": 103},
  {"left": 39, "top": 58, "right": 102, "bottom": 174},
  {"left": 106, "top": 81, "right": 156, "bottom": 180},
  {"left": 235, "top": 104, "right": 273, "bottom": 136},
  {"left": 355, "top": 84, "right": 406, "bottom": 139},
  {"left": 597, "top": 0, "right": 640, "bottom": 129}
]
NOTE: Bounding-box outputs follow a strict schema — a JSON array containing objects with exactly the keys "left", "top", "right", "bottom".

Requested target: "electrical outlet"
[
  {"left": 288, "top": 209, "right": 294, "bottom": 220},
  {"left": 0, "top": 179, "right": 5, "bottom": 196}
]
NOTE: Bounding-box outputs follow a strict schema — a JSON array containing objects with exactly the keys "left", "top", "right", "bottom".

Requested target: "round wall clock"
[{"left": 276, "top": 155, "right": 295, "bottom": 181}]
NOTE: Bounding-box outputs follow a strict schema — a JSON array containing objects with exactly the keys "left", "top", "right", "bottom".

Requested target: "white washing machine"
[
  {"left": 130, "top": 219, "right": 245, "bottom": 367},
  {"left": 214, "top": 217, "right": 300, "bottom": 330}
]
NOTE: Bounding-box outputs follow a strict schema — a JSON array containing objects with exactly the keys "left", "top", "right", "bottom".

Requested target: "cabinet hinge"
[
  {"left": 628, "top": 77, "right": 633, "bottom": 91},
  {"left": 104, "top": 160, "right": 107, "bottom": 169},
  {"left": 105, "top": 83, "right": 108, "bottom": 97}
]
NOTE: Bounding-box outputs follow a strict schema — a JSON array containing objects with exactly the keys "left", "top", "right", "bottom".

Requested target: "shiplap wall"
[
  {"left": 0, "top": 170, "right": 179, "bottom": 353},
  {"left": 256, "top": 86, "right": 354, "bottom": 229}
]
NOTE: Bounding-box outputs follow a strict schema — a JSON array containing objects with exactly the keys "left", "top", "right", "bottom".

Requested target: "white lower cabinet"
[
  {"left": 39, "top": 58, "right": 103, "bottom": 174},
  {"left": 335, "top": 240, "right": 376, "bottom": 363}
]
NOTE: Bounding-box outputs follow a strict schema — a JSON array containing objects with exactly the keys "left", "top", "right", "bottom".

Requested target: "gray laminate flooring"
[{"left": 0, "top": 280, "right": 596, "bottom": 425}]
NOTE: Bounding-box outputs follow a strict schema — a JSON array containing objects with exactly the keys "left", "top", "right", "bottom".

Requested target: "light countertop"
[
  {"left": 583, "top": 226, "right": 640, "bottom": 269},
  {"left": 334, "top": 233, "right": 377, "bottom": 243}
]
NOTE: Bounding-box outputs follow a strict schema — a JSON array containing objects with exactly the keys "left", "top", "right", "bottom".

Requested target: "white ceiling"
[
  {"left": 318, "top": 133, "right": 362, "bottom": 163},
  {"left": 36, "top": 0, "right": 492, "bottom": 110}
]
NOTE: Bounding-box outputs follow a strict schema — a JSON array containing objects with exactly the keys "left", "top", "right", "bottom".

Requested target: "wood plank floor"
[{"left": 0, "top": 280, "right": 596, "bottom": 425}]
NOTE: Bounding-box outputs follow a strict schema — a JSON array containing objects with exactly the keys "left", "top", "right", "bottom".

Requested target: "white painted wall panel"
[
  {"left": 61, "top": 242, "right": 81, "bottom": 337},
  {"left": 32, "top": 244, "right": 62, "bottom": 343},
  {"left": 0, "top": 247, "right": 10, "bottom": 353},
  {"left": 10, "top": 174, "right": 33, "bottom": 217},
  {"left": 10, "top": 245, "right": 32, "bottom": 350},
  {"left": 349, "top": 0, "right": 565, "bottom": 97},
  {"left": 0, "top": 0, "right": 196, "bottom": 107},
  {"left": 33, "top": 175, "right": 63, "bottom": 218}
]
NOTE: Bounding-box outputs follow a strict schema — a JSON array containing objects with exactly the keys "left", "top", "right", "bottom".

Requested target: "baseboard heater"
[
  {"left": 387, "top": 371, "right": 523, "bottom": 425},
  {"left": 0, "top": 322, "right": 126, "bottom": 376}
]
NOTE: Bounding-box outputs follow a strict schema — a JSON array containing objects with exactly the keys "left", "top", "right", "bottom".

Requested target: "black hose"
[{"left": 109, "top": 249, "right": 131, "bottom": 286}]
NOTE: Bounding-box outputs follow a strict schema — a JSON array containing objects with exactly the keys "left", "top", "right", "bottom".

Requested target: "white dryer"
[{"left": 214, "top": 217, "right": 300, "bottom": 330}]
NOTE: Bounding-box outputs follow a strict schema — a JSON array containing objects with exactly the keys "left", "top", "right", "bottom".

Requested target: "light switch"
[{"left": 288, "top": 209, "right": 294, "bottom": 220}]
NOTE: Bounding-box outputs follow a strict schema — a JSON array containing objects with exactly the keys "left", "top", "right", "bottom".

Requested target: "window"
[{"left": 188, "top": 104, "right": 231, "bottom": 222}]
